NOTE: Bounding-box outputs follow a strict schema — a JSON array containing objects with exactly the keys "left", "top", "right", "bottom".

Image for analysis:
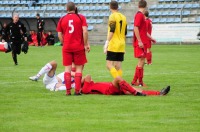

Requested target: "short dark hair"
[
  {"left": 36, "top": 13, "right": 40, "bottom": 17},
  {"left": 67, "top": 2, "right": 76, "bottom": 11},
  {"left": 144, "top": 10, "right": 149, "bottom": 17},
  {"left": 138, "top": 0, "right": 147, "bottom": 8},
  {"left": 110, "top": 1, "right": 118, "bottom": 10}
]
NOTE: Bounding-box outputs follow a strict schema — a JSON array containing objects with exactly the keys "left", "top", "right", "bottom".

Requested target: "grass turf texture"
[{"left": 0, "top": 45, "right": 200, "bottom": 132}]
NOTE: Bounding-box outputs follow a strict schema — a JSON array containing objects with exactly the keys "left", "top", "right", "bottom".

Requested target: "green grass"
[{"left": 0, "top": 45, "right": 200, "bottom": 132}]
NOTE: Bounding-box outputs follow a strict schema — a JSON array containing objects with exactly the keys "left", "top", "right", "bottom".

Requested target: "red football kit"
[
  {"left": 145, "top": 18, "right": 152, "bottom": 48},
  {"left": 133, "top": 11, "right": 148, "bottom": 58},
  {"left": 56, "top": 13, "right": 88, "bottom": 66},
  {"left": 82, "top": 81, "right": 161, "bottom": 96},
  {"left": 82, "top": 81, "right": 121, "bottom": 95},
  {"left": 57, "top": 13, "right": 88, "bottom": 95}
]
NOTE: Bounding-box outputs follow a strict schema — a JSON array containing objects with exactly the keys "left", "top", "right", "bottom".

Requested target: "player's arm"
[
  {"left": 147, "top": 33, "right": 156, "bottom": 44},
  {"left": 57, "top": 32, "right": 63, "bottom": 44},
  {"left": 21, "top": 24, "right": 27, "bottom": 41},
  {"left": 134, "top": 26, "right": 143, "bottom": 48},
  {"left": 83, "top": 26, "right": 90, "bottom": 52},
  {"left": 104, "top": 20, "right": 115, "bottom": 53}
]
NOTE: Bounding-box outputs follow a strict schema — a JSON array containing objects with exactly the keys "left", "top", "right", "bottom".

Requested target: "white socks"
[{"left": 36, "top": 63, "right": 52, "bottom": 78}]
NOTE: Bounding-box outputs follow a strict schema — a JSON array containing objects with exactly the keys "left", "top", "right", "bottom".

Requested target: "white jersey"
[
  {"left": 56, "top": 72, "right": 75, "bottom": 88},
  {"left": 43, "top": 72, "right": 75, "bottom": 90}
]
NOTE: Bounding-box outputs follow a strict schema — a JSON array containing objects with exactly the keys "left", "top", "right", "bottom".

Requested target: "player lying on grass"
[
  {"left": 29, "top": 60, "right": 75, "bottom": 91},
  {"left": 81, "top": 74, "right": 170, "bottom": 96},
  {"left": 29, "top": 61, "right": 170, "bottom": 96}
]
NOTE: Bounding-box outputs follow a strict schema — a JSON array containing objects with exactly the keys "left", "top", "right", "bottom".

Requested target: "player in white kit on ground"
[{"left": 29, "top": 60, "right": 75, "bottom": 91}]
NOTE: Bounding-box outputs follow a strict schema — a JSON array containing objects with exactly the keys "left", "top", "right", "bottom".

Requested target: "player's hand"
[
  {"left": 138, "top": 41, "right": 144, "bottom": 48},
  {"left": 85, "top": 44, "right": 90, "bottom": 53},
  {"left": 103, "top": 40, "right": 109, "bottom": 54},
  {"left": 151, "top": 38, "right": 156, "bottom": 44}
]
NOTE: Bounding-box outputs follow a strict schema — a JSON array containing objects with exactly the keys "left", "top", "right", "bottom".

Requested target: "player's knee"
[
  {"left": 50, "top": 60, "right": 57, "bottom": 68},
  {"left": 84, "top": 74, "right": 91, "bottom": 82},
  {"left": 115, "top": 76, "right": 123, "bottom": 82}
]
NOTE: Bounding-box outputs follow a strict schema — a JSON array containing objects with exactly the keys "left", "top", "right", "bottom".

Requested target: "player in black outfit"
[
  {"left": 36, "top": 13, "right": 45, "bottom": 47},
  {"left": 2, "top": 13, "right": 27, "bottom": 65}
]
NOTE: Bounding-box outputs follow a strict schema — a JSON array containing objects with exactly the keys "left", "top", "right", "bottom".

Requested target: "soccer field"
[{"left": 0, "top": 45, "right": 200, "bottom": 132}]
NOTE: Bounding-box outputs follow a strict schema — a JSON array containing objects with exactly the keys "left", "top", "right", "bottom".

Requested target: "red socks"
[
  {"left": 146, "top": 52, "right": 152, "bottom": 64},
  {"left": 132, "top": 66, "right": 138, "bottom": 84},
  {"left": 64, "top": 72, "right": 71, "bottom": 95},
  {"left": 119, "top": 80, "right": 137, "bottom": 95},
  {"left": 138, "top": 67, "right": 143, "bottom": 85},
  {"left": 142, "top": 90, "right": 160, "bottom": 95},
  {"left": 132, "top": 66, "right": 144, "bottom": 85},
  {"left": 75, "top": 73, "right": 82, "bottom": 94}
]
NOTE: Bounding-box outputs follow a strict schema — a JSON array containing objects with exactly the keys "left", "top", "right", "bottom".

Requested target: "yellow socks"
[
  {"left": 117, "top": 69, "right": 123, "bottom": 77},
  {"left": 110, "top": 68, "right": 123, "bottom": 78},
  {"left": 110, "top": 67, "right": 119, "bottom": 78}
]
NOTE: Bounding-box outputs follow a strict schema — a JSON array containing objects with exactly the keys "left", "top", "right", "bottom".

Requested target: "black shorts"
[{"left": 106, "top": 51, "right": 124, "bottom": 61}]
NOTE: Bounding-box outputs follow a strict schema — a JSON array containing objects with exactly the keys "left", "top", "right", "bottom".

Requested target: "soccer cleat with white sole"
[
  {"left": 29, "top": 76, "right": 39, "bottom": 81},
  {"left": 160, "top": 86, "right": 170, "bottom": 95}
]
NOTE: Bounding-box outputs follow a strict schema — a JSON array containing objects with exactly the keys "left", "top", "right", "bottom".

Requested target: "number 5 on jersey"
[{"left": 69, "top": 20, "right": 74, "bottom": 33}]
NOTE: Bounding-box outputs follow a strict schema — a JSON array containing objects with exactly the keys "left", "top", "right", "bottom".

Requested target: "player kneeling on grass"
[
  {"left": 81, "top": 75, "right": 170, "bottom": 96},
  {"left": 29, "top": 61, "right": 75, "bottom": 91}
]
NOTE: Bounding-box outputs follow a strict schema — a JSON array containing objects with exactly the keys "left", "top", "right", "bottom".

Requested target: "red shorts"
[
  {"left": 146, "top": 40, "right": 152, "bottom": 48},
  {"left": 62, "top": 49, "right": 87, "bottom": 66},
  {"left": 82, "top": 81, "right": 120, "bottom": 95},
  {"left": 134, "top": 45, "right": 147, "bottom": 58}
]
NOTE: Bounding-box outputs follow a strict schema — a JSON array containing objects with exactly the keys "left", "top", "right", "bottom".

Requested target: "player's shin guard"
[
  {"left": 110, "top": 67, "right": 119, "bottom": 78},
  {"left": 146, "top": 52, "right": 152, "bottom": 64},
  {"left": 37, "top": 63, "right": 52, "bottom": 78},
  {"left": 117, "top": 69, "right": 123, "bottom": 77},
  {"left": 149, "top": 51, "right": 152, "bottom": 64},
  {"left": 131, "top": 66, "right": 139, "bottom": 85},
  {"left": 64, "top": 72, "right": 71, "bottom": 95},
  {"left": 138, "top": 67, "right": 143, "bottom": 85},
  {"left": 142, "top": 90, "right": 160, "bottom": 95},
  {"left": 119, "top": 80, "right": 137, "bottom": 95},
  {"left": 75, "top": 73, "right": 82, "bottom": 94}
]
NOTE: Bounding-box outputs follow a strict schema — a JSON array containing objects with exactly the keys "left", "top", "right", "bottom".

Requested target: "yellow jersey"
[{"left": 107, "top": 12, "right": 127, "bottom": 53}]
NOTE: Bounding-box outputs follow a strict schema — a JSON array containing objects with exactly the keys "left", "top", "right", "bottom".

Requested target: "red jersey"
[
  {"left": 133, "top": 11, "right": 148, "bottom": 47},
  {"left": 56, "top": 13, "right": 87, "bottom": 52},
  {"left": 146, "top": 18, "right": 152, "bottom": 35},
  {"left": 82, "top": 81, "right": 121, "bottom": 95}
]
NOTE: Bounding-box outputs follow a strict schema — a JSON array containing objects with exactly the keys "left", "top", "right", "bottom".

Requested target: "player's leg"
[
  {"left": 137, "top": 57, "right": 145, "bottom": 86},
  {"left": 81, "top": 75, "right": 92, "bottom": 94},
  {"left": 74, "top": 65, "right": 84, "bottom": 95},
  {"left": 64, "top": 65, "right": 72, "bottom": 95},
  {"left": 136, "top": 86, "right": 170, "bottom": 96},
  {"left": 29, "top": 60, "right": 56, "bottom": 81},
  {"left": 146, "top": 48, "right": 152, "bottom": 65},
  {"left": 74, "top": 50, "right": 87, "bottom": 95},
  {"left": 106, "top": 51, "right": 124, "bottom": 78},
  {"left": 11, "top": 42, "right": 18, "bottom": 65},
  {"left": 114, "top": 61, "right": 123, "bottom": 77},
  {"left": 112, "top": 76, "right": 136, "bottom": 94},
  {"left": 106, "top": 60, "right": 119, "bottom": 78},
  {"left": 63, "top": 51, "right": 73, "bottom": 95}
]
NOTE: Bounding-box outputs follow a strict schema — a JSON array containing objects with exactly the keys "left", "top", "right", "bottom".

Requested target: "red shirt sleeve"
[
  {"left": 80, "top": 14, "right": 87, "bottom": 27},
  {"left": 134, "top": 12, "right": 144, "bottom": 27}
]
